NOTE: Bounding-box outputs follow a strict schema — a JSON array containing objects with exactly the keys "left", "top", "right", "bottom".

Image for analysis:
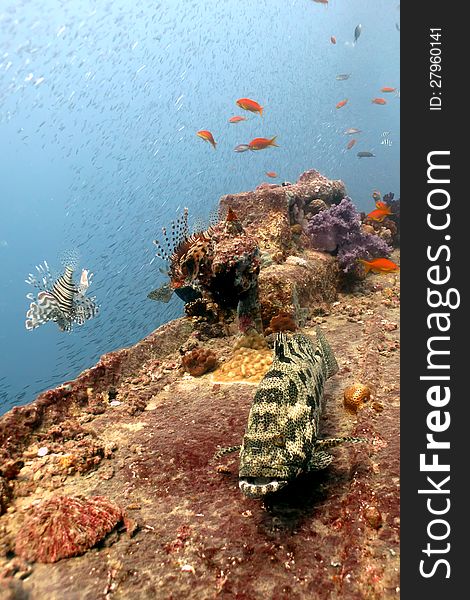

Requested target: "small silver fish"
[
  {"left": 234, "top": 144, "right": 250, "bottom": 153},
  {"left": 354, "top": 24, "right": 362, "bottom": 44},
  {"left": 336, "top": 73, "right": 351, "bottom": 81},
  {"left": 357, "top": 151, "right": 375, "bottom": 158},
  {"left": 344, "top": 127, "right": 361, "bottom": 135}
]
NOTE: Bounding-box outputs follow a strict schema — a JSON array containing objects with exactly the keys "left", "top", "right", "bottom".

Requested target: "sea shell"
[
  {"left": 343, "top": 383, "right": 371, "bottom": 412},
  {"left": 15, "top": 495, "right": 123, "bottom": 563}
]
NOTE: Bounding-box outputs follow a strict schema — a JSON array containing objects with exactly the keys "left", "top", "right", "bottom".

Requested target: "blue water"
[{"left": 0, "top": 0, "right": 399, "bottom": 414}]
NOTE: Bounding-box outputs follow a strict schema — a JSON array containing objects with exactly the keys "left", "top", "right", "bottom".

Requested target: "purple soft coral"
[{"left": 307, "top": 197, "right": 391, "bottom": 272}]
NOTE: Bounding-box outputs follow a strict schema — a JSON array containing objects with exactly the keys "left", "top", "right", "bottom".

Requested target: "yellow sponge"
[{"left": 211, "top": 347, "right": 273, "bottom": 385}]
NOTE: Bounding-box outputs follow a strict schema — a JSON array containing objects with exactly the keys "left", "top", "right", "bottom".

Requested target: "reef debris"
[{"left": 15, "top": 495, "right": 125, "bottom": 563}]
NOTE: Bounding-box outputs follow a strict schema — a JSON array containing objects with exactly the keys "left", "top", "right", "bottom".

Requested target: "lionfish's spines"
[{"left": 152, "top": 239, "right": 170, "bottom": 261}]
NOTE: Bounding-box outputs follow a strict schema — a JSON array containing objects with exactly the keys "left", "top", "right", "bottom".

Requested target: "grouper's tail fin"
[{"left": 315, "top": 326, "right": 339, "bottom": 378}]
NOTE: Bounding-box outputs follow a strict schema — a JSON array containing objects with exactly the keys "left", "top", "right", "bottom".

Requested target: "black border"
[{"left": 401, "top": 2, "right": 464, "bottom": 595}]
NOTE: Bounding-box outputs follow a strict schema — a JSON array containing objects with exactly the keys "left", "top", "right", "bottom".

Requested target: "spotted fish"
[
  {"left": 216, "top": 328, "right": 365, "bottom": 498},
  {"left": 25, "top": 260, "right": 99, "bottom": 332},
  {"left": 153, "top": 207, "right": 217, "bottom": 288}
]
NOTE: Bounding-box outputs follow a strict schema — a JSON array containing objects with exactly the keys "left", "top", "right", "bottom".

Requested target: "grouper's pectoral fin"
[
  {"left": 213, "top": 445, "right": 241, "bottom": 460},
  {"left": 314, "top": 436, "right": 367, "bottom": 450},
  {"left": 307, "top": 451, "right": 334, "bottom": 471}
]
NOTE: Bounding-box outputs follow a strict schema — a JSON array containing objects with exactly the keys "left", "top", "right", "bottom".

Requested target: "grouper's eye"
[{"left": 273, "top": 434, "right": 286, "bottom": 448}]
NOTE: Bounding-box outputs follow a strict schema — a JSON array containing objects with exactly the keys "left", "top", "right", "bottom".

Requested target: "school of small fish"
[{"left": 5, "top": 0, "right": 398, "bottom": 411}]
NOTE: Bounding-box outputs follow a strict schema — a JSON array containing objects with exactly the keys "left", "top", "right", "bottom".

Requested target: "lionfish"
[
  {"left": 149, "top": 208, "right": 216, "bottom": 302},
  {"left": 25, "top": 252, "right": 99, "bottom": 332}
]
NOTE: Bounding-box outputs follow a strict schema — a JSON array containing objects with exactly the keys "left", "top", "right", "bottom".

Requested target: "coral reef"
[
  {"left": 15, "top": 495, "right": 124, "bottom": 563},
  {"left": 181, "top": 348, "right": 217, "bottom": 377},
  {"left": 307, "top": 197, "right": 392, "bottom": 274},
  {"left": 220, "top": 169, "right": 346, "bottom": 259},
  {"left": 343, "top": 383, "right": 372, "bottom": 412},
  {"left": 233, "top": 330, "right": 268, "bottom": 351},
  {"left": 0, "top": 318, "right": 194, "bottom": 465}
]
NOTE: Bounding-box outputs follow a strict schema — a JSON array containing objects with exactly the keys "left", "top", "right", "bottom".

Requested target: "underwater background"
[{"left": 0, "top": 0, "right": 399, "bottom": 414}]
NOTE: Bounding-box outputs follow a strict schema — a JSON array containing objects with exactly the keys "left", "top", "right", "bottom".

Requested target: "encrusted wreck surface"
[
  {"left": 0, "top": 275, "right": 400, "bottom": 600},
  {"left": 0, "top": 170, "right": 399, "bottom": 600}
]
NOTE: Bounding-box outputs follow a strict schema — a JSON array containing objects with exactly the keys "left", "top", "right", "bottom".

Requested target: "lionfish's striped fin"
[
  {"left": 25, "top": 291, "right": 61, "bottom": 330},
  {"left": 73, "top": 294, "right": 99, "bottom": 325},
  {"left": 50, "top": 266, "right": 76, "bottom": 318}
]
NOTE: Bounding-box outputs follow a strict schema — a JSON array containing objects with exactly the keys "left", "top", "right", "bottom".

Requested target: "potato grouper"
[{"left": 216, "top": 328, "right": 366, "bottom": 498}]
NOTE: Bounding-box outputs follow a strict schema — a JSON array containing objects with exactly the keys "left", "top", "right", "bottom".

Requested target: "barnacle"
[{"left": 343, "top": 383, "right": 371, "bottom": 412}]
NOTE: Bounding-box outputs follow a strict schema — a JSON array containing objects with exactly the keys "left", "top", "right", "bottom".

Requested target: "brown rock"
[{"left": 258, "top": 250, "right": 339, "bottom": 326}]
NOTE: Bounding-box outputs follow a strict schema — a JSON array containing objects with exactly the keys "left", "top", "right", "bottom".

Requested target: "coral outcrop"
[{"left": 258, "top": 249, "right": 339, "bottom": 326}]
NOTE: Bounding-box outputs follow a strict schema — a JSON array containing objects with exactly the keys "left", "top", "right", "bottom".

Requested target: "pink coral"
[{"left": 15, "top": 495, "right": 123, "bottom": 563}]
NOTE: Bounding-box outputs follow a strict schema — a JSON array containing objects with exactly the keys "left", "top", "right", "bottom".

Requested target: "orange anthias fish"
[
  {"left": 248, "top": 136, "right": 278, "bottom": 150},
  {"left": 346, "top": 138, "right": 357, "bottom": 150},
  {"left": 336, "top": 99, "right": 348, "bottom": 109},
  {"left": 236, "top": 98, "right": 263, "bottom": 117},
  {"left": 367, "top": 201, "right": 393, "bottom": 222},
  {"left": 229, "top": 116, "right": 247, "bottom": 123},
  {"left": 359, "top": 257, "right": 399, "bottom": 274},
  {"left": 330, "top": 36, "right": 336, "bottom": 44},
  {"left": 266, "top": 171, "right": 278, "bottom": 178},
  {"left": 372, "top": 98, "right": 387, "bottom": 105},
  {"left": 381, "top": 87, "right": 396, "bottom": 93},
  {"left": 197, "top": 130, "right": 217, "bottom": 149}
]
